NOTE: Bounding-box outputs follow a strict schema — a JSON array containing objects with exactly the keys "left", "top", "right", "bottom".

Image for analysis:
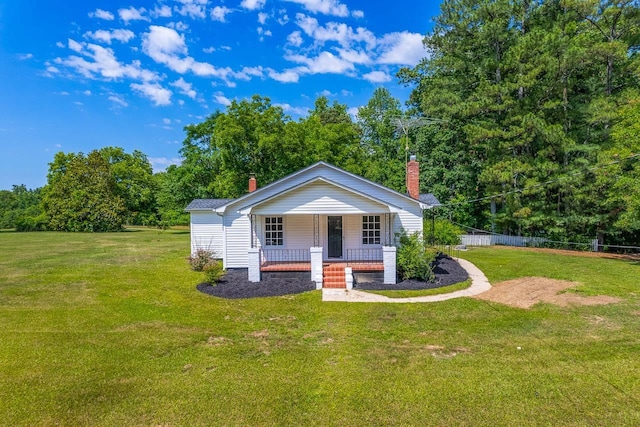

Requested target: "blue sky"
[{"left": 0, "top": 0, "right": 442, "bottom": 190}]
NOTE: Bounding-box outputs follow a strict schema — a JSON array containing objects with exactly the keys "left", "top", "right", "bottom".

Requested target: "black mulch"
[
  {"left": 196, "top": 254, "right": 469, "bottom": 299},
  {"left": 355, "top": 255, "right": 469, "bottom": 291},
  {"left": 197, "top": 271, "right": 316, "bottom": 299}
]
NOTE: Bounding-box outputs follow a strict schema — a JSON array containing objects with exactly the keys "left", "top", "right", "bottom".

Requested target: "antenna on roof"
[{"left": 393, "top": 116, "right": 446, "bottom": 190}]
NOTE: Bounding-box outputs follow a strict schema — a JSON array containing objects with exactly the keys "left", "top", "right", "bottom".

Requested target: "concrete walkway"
[{"left": 321, "top": 258, "right": 491, "bottom": 303}]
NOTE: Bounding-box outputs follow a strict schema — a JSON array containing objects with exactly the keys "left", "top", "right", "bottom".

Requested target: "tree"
[
  {"left": 43, "top": 150, "right": 126, "bottom": 232},
  {"left": 399, "top": 0, "right": 640, "bottom": 244},
  {"left": 99, "top": 147, "right": 157, "bottom": 225},
  {"left": 356, "top": 88, "right": 405, "bottom": 192}
]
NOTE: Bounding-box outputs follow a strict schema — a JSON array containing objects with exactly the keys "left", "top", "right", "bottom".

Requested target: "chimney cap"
[{"left": 409, "top": 154, "right": 417, "bottom": 162}]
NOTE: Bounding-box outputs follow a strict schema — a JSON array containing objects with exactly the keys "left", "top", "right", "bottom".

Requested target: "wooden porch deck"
[{"left": 260, "top": 261, "right": 384, "bottom": 272}]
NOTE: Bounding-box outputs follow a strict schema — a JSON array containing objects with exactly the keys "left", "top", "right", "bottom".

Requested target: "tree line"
[{"left": 1, "top": 0, "right": 638, "bottom": 247}]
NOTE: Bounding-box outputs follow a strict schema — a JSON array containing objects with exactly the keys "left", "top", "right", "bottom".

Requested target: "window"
[
  {"left": 362, "top": 215, "right": 381, "bottom": 245},
  {"left": 264, "top": 217, "right": 284, "bottom": 246}
]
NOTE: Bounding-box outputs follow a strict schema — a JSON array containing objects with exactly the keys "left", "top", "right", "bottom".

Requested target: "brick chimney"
[
  {"left": 248, "top": 175, "right": 257, "bottom": 193},
  {"left": 406, "top": 155, "right": 419, "bottom": 200}
]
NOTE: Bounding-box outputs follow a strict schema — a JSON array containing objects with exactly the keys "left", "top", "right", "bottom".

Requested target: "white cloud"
[
  {"left": 213, "top": 92, "right": 231, "bottom": 106},
  {"left": 376, "top": 31, "right": 425, "bottom": 66},
  {"left": 108, "top": 94, "right": 128, "bottom": 107},
  {"left": 275, "top": 103, "right": 308, "bottom": 116},
  {"left": 149, "top": 157, "right": 182, "bottom": 172},
  {"left": 168, "top": 21, "right": 190, "bottom": 31},
  {"left": 56, "top": 41, "right": 65, "bottom": 48},
  {"left": 285, "top": 51, "right": 354, "bottom": 74},
  {"left": 83, "top": 90, "right": 92, "bottom": 95},
  {"left": 171, "top": 77, "right": 197, "bottom": 99},
  {"left": 319, "top": 89, "right": 335, "bottom": 97},
  {"left": 278, "top": 9, "right": 289, "bottom": 24},
  {"left": 59, "top": 39, "right": 158, "bottom": 82},
  {"left": 152, "top": 5, "right": 172, "bottom": 18},
  {"left": 163, "top": 118, "right": 172, "bottom": 125},
  {"left": 337, "top": 48, "right": 370, "bottom": 64},
  {"left": 363, "top": 70, "right": 391, "bottom": 83},
  {"left": 175, "top": 0, "right": 208, "bottom": 19},
  {"left": 17, "top": 53, "right": 33, "bottom": 60},
  {"left": 352, "top": 10, "right": 364, "bottom": 18},
  {"left": 142, "top": 26, "right": 232, "bottom": 80},
  {"left": 287, "top": 31, "right": 303, "bottom": 47},
  {"left": 284, "top": 0, "right": 349, "bottom": 17},
  {"left": 258, "top": 12, "right": 269, "bottom": 24},
  {"left": 131, "top": 82, "right": 172, "bottom": 106},
  {"left": 211, "top": 6, "right": 233, "bottom": 22},
  {"left": 89, "top": 9, "right": 115, "bottom": 20},
  {"left": 234, "top": 66, "right": 264, "bottom": 80},
  {"left": 68, "top": 38, "right": 84, "bottom": 53},
  {"left": 118, "top": 7, "right": 148, "bottom": 23},
  {"left": 268, "top": 68, "right": 304, "bottom": 83},
  {"left": 294, "top": 14, "right": 376, "bottom": 49},
  {"left": 84, "top": 29, "right": 135, "bottom": 44},
  {"left": 240, "top": 0, "right": 266, "bottom": 10}
]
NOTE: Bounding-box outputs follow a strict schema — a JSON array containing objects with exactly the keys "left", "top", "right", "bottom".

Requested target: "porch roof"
[{"left": 237, "top": 176, "right": 402, "bottom": 215}]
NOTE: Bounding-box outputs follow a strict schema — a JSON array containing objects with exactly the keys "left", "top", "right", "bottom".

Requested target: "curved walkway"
[{"left": 321, "top": 258, "right": 491, "bottom": 303}]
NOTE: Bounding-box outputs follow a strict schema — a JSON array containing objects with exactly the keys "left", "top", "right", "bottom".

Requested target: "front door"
[{"left": 327, "top": 216, "right": 343, "bottom": 258}]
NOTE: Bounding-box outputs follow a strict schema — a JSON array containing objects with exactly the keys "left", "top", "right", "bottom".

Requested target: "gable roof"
[
  {"left": 213, "top": 162, "right": 439, "bottom": 212},
  {"left": 237, "top": 176, "right": 404, "bottom": 215},
  {"left": 185, "top": 198, "right": 235, "bottom": 211}
]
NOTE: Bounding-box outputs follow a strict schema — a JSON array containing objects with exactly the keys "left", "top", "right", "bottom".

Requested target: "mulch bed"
[
  {"left": 196, "top": 255, "right": 469, "bottom": 299},
  {"left": 355, "top": 255, "right": 469, "bottom": 291}
]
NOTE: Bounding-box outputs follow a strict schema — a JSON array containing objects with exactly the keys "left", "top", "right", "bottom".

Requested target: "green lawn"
[{"left": 1, "top": 230, "right": 639, "bottom": 426}]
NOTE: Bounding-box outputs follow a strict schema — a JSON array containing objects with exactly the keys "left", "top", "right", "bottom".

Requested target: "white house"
[{"left": 186, "top": 158, "right": 440, "bottom": 289}]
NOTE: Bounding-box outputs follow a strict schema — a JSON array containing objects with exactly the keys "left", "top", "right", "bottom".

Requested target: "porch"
[
  {"left": 259, "top": 248, "right": 386, "bottom": 272},
  {"left": 248, "top": 246, "right": 396, "bottom": 288}
]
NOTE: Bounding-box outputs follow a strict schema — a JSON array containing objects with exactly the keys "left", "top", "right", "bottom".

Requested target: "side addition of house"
[{"left": 186, "top": 158, "right": 440, "bottom": 289}]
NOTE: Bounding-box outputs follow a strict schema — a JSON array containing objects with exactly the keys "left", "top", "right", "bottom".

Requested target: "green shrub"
[
  {"left": 424, "top": 219, "right": 463, "bottom": 246},
  {"left": 203, "top": 259, "right": 225, "bottom": 285},
  {"left": 188, "top": 249, "right": 215, "bottom": 271},
  {"left": 396, "top": 232, "right": 437, "bottom": 281}
]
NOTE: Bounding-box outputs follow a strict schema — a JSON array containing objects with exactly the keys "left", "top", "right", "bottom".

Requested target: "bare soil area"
[{"left": 474, "top": 276, "right": 621, "bottom": 309}]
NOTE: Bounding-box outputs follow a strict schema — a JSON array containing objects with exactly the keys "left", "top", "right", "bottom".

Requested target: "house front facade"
[{"left": 186, "top": 159, "right": 439, "bottom": 289}]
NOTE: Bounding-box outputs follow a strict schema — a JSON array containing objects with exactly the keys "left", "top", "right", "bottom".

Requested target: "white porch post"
[
  {"left": 310, "top": 247, "right": 323, "bottom": 289},
  {"left": 248, "top": 248, "right": 261, "bottom": 282},
  {"left": 382, "top": 246, "right": 397, "bottom": 285}
]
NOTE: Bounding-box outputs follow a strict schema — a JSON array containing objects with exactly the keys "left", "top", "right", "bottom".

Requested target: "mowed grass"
[{"left": 1, "top": 230, "right": 639, "bottom": 426}]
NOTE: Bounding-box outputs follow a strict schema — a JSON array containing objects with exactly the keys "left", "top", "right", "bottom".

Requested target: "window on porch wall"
[
  {"left": 264, "top": 216, "right": 283, "bottom": 246},
  {"left": 362, "top": 215, "right": 381, "bottom": 245}
]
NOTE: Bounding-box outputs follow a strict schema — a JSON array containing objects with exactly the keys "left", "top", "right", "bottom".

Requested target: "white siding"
[
  {"left": 190, "top": 212, "right": 224, "bottom": 257},
  {"left": 394, "top": 209, "right": 424, "bottom": 242},
  {"left": 224, "top": 211, "right": 250, "bottom": 268},
  {"left": 254, "top": 215, "right": 313, "bottom": 249},
  {"left": 252, "top": 181, "right": 390, "bottom": 215}
]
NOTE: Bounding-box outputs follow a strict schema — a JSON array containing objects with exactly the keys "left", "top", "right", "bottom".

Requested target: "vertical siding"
[
  {"left": 190, "top": 212, "right": 224, "bottom": 257},
  {"left": 224, "top": 212, "right": 250, "bottom": 268}
]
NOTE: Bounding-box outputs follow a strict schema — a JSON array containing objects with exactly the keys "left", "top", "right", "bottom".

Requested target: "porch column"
[
  {"left": 248, "top": 248, "right": 261, "bottom": 282},
  {"left": 382, "top": 246, "right": 397, "bottom": 285},
  {"left": 310, "top": 247, "right": 323, "bottom": 290}
]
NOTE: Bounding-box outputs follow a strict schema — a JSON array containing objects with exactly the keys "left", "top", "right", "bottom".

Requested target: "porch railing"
[
  {"left": 346, "top": 248, "right": 383, "bottom": 264},
  {"left": 260, "top": 248, "right": 311, "bottom": 265}
]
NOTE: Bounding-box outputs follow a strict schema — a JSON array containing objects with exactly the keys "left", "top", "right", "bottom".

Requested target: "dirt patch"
[{"left": 474, "top": 276, "right": 621, "bottom": 309}]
